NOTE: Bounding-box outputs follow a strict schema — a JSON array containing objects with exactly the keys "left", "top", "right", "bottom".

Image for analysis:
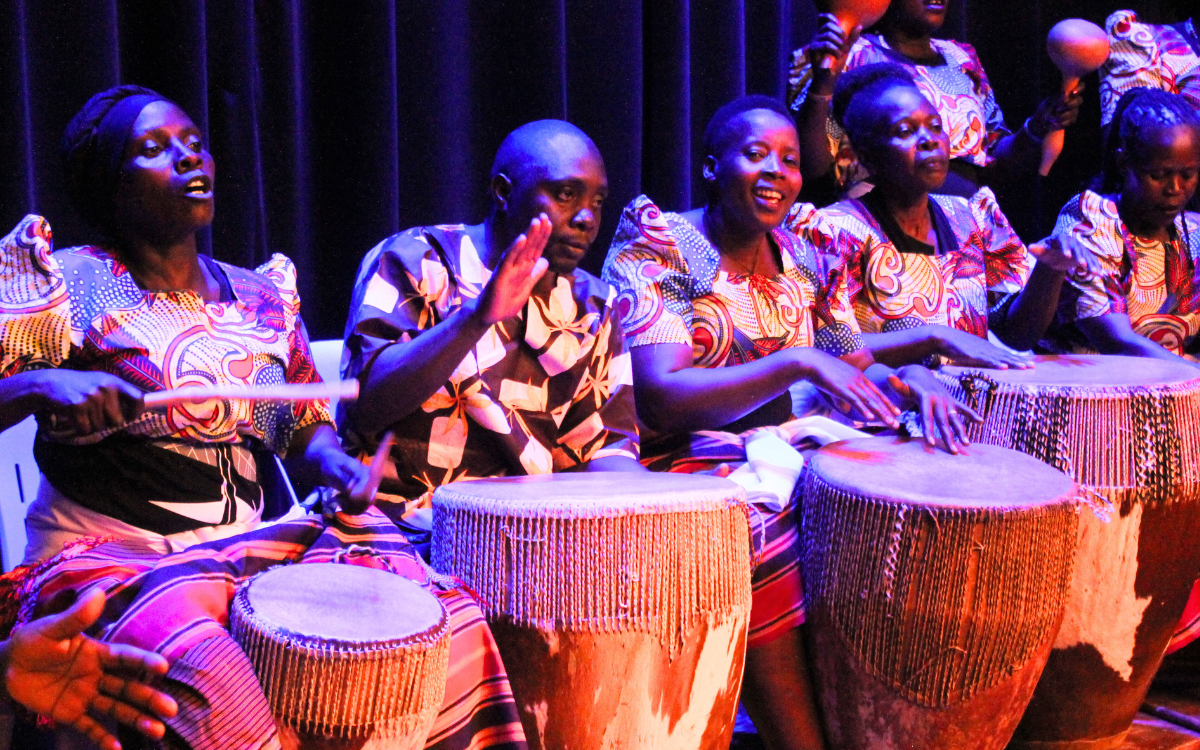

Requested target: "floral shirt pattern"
[
  {"left": 341, "top": 225, "right": 639, "bottom": 500},
  {"left": 1049, "top": 191, "right": 1200, "bottom": 357},
  {"left": 1100, "top": 11, "right": 1200, "bottom": 125},
  {"left": 792, "top": 187, "right": 1031, "bottom": 340},
  {"left": 602, "top": 196, "right": 864, "bottom": 367},
  {"left": 0, "top": 215, "right": 329, "bottom": 450},
  {"left": 789, "top": 35, "right": 1008, "bottom": 189}
]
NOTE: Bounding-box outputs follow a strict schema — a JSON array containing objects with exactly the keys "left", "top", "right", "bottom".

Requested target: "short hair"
[
  {"left": 1093, "top": 87, "right": 1200, "bottom": 193},
  {"left": 61, "top": 85, "right": 173, "bottom": 235},
  {"left": 702, "top": 95, "right": 795, "bottom": 160},
  {"left": 832, "top": 63, "right": 919, "bottom": 151}
]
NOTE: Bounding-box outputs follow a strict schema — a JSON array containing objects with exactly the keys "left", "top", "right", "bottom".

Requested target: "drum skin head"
[
  {"left": 943, "top": 354, "right": 1200, "bottom": 388},
  {"left": 810, "top": 435, "right": 1075, "bottom": 510},
  {"left": 243, "top": 563, "right": 444, "bottom": 644},
  {"left": 433, "top": 472, "right": 745, "bottom": 517}
]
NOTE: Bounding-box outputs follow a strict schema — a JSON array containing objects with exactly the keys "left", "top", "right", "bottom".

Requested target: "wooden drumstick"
[
  {"left": 144, "top": 380, "right": 360, "bottom": 410},
  {"left": 1040, "top": 19, "right": 1109, "bottom": 176},
  {"left": 814, "top": 0, "right": 891, "bottom": 70}
]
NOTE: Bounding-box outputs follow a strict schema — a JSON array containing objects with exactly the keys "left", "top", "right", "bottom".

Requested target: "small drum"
[
  {"left": 802, "top": 436, "right": 1079, "bottom": 750},
  {"left": 939, "top": 354, "right": 1200, "bottom": 749},
  {"left": 431, "top": 473, "right": 751, "bottom": 750},
  {"left": 231, "top": 563, "right": 451, "bottom": 750}
]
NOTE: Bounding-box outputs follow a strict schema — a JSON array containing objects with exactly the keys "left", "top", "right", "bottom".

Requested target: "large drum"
[
  {"left": 231, "top": 563, "right": 452, "bottom": 750},
  {"left": 431, "top": 473, "right": 751, "bottom": 750},
  {"left": 802, "top": 436, "right": 1079, "bottom": 750},
  {"left": 939, "top": 354, "right": 1200, "bottom": 749}
]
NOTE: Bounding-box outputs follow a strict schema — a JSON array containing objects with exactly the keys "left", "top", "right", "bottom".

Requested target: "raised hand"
[
  {"left": 35, "top": 370, "right": 144, "bottom": 437},
  {"left": 938, "top": 327, "right": 1034, "bottom": 369},
  {"left": 471, "top": 214, "right": 552, "bottom": 327},
  {"left": 795, "top": 348, "right": 900, "bottom": 427},
  {"left": 1028, "top": 83, "right": 1086, "bottom": 137},
  {"left": 5, "top": 587, "right": 178, "bottom": 750},
  {"left": 808, "top": 14, "right": 862, "bottom": 88},
  {"left": 887, "top": 366, "right": 981, "bottom": 454},
  {"left": 1030, "top": 234, "right": 1100, "bottom": 279}
]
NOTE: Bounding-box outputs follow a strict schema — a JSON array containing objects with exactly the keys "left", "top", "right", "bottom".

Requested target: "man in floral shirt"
[{"left": 342, "top": 120, "right": 642, "bottom": 510}]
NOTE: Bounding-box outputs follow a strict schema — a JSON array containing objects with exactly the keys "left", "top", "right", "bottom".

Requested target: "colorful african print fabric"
[
  {"left": 789, "top": 35, "right": 1009, "bottom": 189},
  {"left": 603, "top": 196, "right": 863, "bottom": 369},
  {"left": 342, "top": 224, "right": 638, "bottom": 502},
  {"left": 8, "top": 508, "right": 527, "bottom": 750},
  {"left": 1100, "top": 11, "right": 1200, "bottom": 125},
  {"left": 603, "top": 195, "right": 867, "bottom": 647},
  {"left": 792, "top": 187, "right": 1032, "bottom": 343},
  {"left": 1047, "top": 191, "right": 1200, "bottom": 358},
  {"left": 0, "top": 215, "right": 329, "bottom": 535}
]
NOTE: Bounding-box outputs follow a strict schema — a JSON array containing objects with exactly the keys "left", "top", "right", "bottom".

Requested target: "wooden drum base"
[
  {"left": 490, "top": 616, "right": 747, "bottom": 750},
  {"left": 808, "top": 608, "right": 1059, "bottom": 750}
]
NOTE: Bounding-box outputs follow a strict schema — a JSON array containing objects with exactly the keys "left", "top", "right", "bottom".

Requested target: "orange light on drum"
[
  {"left": 814, "top": 0, "right": 891, "bottom": 69},
  {"left": 1040, "top": 19, "right": 1109, "bottom": 176}
]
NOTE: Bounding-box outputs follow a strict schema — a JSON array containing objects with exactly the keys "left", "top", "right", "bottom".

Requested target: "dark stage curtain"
[{"left": 0, "top": 0, "right": 1190, "bottom": 338}]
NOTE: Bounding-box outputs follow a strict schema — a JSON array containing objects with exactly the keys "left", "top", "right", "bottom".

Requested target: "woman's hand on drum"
[
  {"left": 888, "top": 365, "right": 981, "bottom": 454},
  {"left": 1029, "top": 234, "right": 1100, "bottom": 280},
  {"left": 4, "top": 587, "right": 178, "bottom": 750},
  {"left": 469, "top": 214, "right": 552, "bottom": 328},
  {"left": 808, "top": 14, "right": 862, "bottom": 92},
  {"left": 794, "top": 348, "right": 901, "bottom": 427},
  {"left": 32, "top": 370, "right": 145, "bottom": 437},
  {"left": 937, "top": 327, "right": 1033, "bottom": 369}
]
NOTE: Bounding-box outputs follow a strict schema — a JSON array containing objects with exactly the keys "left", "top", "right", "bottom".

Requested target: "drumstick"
[
  {"left": 144, "top": 380, "right": 360, "bottom": 410},
  {"left": 362, "top": 431, "right": 396, "bottom": 502},
  {"left": 1141, "top": 702, "right": 1200, "bottom": 734}
]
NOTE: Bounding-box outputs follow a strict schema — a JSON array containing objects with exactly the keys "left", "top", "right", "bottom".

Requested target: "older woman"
[
  {"left": 789, "top": 0, "right": 1083, "bottom": 201},
  {"left": 604, "top": 94, "right": 973, "bottom": 750},
  {"left": 792, "top": 64, "right": 1097, "bottom": 369},
  {"left": 0, "top": 86, "right": 527, "bottom": 750}
]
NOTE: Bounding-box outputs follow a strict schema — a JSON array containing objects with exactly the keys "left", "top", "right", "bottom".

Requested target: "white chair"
[
  {"left": 0, "top": 417, "right": 39, "bottom": 571},
  {"left": 309, "top": 339, "right": 346, "bottom": 411}
]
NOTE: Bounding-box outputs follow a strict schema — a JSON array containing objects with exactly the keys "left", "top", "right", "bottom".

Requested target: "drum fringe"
[{"left": 800, "top": 473, "right": 1078, "bottom": 707}]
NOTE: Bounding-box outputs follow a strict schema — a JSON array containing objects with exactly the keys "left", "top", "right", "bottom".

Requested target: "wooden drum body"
[
  {"left": 431, "top": 473, "right": 752, "bottom": 750},
  {"left": 939, "top": 354, "right": 1200, "bottom": 749},
  {"left": 802, "top": 436, "right": 1079, "bottom": 750},
  {"left": 231, "top": 563, "right": 451, "bottom": 750}
]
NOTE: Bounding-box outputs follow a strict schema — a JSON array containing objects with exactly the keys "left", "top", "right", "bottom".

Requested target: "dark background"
[{"left": 0, "top": 0, "right": 1192, "bottom": 339}]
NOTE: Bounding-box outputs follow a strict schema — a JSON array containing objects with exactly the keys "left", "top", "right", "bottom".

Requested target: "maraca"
[
  {"left": 1040, "top": 18, "right": 1109, "bottom": 175},
  {"left": 814, "top": 0, "right": 892, "bottom": 70}
]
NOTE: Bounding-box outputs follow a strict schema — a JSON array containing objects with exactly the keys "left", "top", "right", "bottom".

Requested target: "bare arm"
[
  {"left": 999, "top": 235, "right": 1101, "bottom": 351},
  {"left": 630, "top": 343, "right": 898, "bottom": 434},
  {"left": 983, "top": 87, "right": 1084, "bottom": 187},
  {"left": 350, "top": 217, "right": 551, "bottom": 437},
  {"left": 795, "top": 15, "right": 860, "bottom": 185},
  {"left": 0, "top": 370, "right": 144, "bottom": 436},
  {"left": 1077, "top": 313, "right": 1195, "bottom": 365},
  {"left": 863, "top": 327, "right": 1032, "bottom": 369}
]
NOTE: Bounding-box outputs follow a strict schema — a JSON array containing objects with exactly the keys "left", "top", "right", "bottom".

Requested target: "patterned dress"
[
  {"left": 341, "top": 224, "right": 639, "bottom": 503},
  {"left": 1100, "top": 11, "right": 1200, "bottom": 125},
  {"left": 788, "top": 35, "right": 1009, "bottom": 191},
  {"left": 1047, "top": 191, "right": 1200, "bottom": 358},
  {"left": 0, "top": 215, "right": 328, "bottom": 536},
  {"left": 603, "top": 195, "right": 865, "bottom": 647},
  {"left": 795, "top": 187, "right": 1032, "bottom": 352},
  {"left": 0, "top": 215, "right": 529, "bottom": 750}
]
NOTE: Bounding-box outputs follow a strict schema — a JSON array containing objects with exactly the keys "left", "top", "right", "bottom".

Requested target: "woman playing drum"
[
  {"left": 603, "top": 94, "right": 974, "bottom": 750},
  {"left": 789, "top": 0, "right": 1083, "bottom": 201},
  {"left": 0, "top": 86, "right": 528, "bottom": 750},
  {"left": 791, "top": 64, "right": 1098, "bottom": 369},
  {"left": 1045, "top": 87, "right": 1200, "bottom": 363}
]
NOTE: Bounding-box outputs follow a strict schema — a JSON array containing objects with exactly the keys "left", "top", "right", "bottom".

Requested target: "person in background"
[
  {"left": 1100, "top": 9, "right": 1199, "bottom": 126},
  {"left": 791, "top": 64, "right": 1098, "bottom": 369},
  {"left": 789, "top": 0, "right": 1083, "bottom": 202},
  {"left": 604, "top": 95, "right": 976, "bottom": 750},
  {"left": 1044, "top": 87, "right": 1200, "bottom": 362},
  {"left": 341, "top": 119, "right": 642, "bottom": 533}
]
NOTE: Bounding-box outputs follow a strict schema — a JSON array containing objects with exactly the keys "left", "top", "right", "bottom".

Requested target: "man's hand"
[
  {"left": 6, "top": 587, "right": 178, "bottom": 750},
  {"left": 471, "top": 214, "right": 552, "bottom": 327},
  {"left": 35, "top": 370, "right": 144, "bottom": 438}
]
